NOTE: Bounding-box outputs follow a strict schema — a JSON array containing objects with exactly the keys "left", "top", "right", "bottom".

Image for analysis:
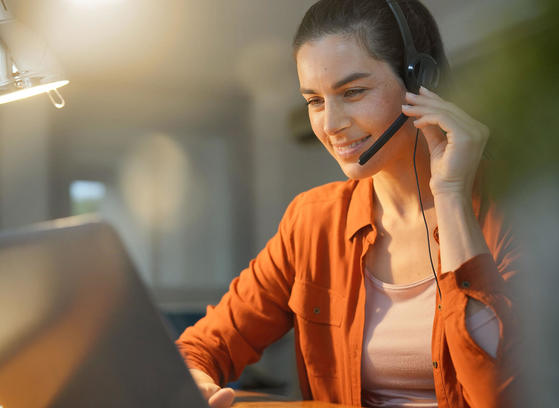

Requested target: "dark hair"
[{"left": 293, "top": 0, "right": 451, "bottom": 87}]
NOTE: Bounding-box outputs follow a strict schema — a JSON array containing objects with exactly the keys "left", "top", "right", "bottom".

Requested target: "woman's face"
[{"left": 296, "top": 34, "right": 414, "bottom": 179}]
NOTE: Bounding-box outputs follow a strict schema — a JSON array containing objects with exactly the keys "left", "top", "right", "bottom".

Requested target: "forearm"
[{"left": 434, "top": 192, "right": 490, "bottom": 273}]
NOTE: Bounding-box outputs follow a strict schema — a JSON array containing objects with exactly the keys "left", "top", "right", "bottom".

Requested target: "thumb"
[
  {"left": 197, "top": 382, "right": 222, "bottom": 401},
  {"left": 208, "top": 387, "right": 235, "bottom": 408}
]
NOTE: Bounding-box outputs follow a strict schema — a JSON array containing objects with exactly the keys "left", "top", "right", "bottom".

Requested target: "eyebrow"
[{"left": 300, "top": 72, "right": 371, "bottom": 94}]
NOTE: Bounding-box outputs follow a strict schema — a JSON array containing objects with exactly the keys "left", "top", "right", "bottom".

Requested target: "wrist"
[
  {"left": 433, "top": 191, "right": 471, "bottom": 211},
  {"left": 430, "top": 178, "right": 473, "bottom": 199},
  {"left": 190, "top": 368, "right": 217, "bottom": 386},
  {"left": 433, "top": 190, "right": 489, "bottom": 272}
]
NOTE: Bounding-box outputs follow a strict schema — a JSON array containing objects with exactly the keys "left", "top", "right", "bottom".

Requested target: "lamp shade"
[{"left": 0, "top": 5, "right": 69, "bottom": 107}]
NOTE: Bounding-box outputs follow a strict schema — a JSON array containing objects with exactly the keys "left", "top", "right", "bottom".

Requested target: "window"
[{"left": 70, "top": 180, "right": 106, "bottom": 215}]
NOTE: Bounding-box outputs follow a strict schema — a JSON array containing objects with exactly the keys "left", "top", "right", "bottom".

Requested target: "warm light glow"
[
  {"left": 0, "top": 80, "right": 69, "bottom": 105},
  {"left": 0, "top": 248, "right": 57, "bottom": 361},
  {"left": 67, "top": 0, "right": 125, "bottom": 6},
  {"left": 120, "top": 133, "right": 190, "bottom": 231}
]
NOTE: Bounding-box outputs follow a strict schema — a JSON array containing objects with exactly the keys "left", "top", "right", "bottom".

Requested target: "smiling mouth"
[{"left": 332, "top": 135, "right": 371, "bottom": 155}]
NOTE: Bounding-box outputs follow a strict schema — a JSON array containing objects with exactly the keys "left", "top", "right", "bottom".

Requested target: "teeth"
[{"left": 336, "top": 136, "right": 370, "bottom": 152}]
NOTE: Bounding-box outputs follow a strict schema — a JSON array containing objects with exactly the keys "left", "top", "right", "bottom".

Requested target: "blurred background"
[{"left": 0, "top": 0, "right": 557, "bottom": 403}]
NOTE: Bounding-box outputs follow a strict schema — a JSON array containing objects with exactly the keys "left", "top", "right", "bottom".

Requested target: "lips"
[{"left": 332, "top": 135, "right": 371, "bottom": 157}]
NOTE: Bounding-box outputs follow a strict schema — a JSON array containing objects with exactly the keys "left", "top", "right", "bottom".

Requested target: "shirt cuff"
[{"left": 438, "top": 253, "right": 506, "bottom": 314}]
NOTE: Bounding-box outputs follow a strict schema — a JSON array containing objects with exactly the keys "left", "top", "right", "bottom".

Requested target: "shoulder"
[
  {"left": 293, "top": 179, "right": 358, "bottom": 207},
  {"left": 281, "top": 179, "right": 358, "bottom": 229},
  {"left": 286, "top": 180, "right": 358, "bottom": 220}
]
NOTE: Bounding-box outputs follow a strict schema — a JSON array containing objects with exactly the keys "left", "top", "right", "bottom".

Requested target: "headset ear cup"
[
  {"left": 404, "top": 56, "right": 421, "bottom": 93},
  {"left": 416, "top": 54, "right": 440, "bottom": 90}
]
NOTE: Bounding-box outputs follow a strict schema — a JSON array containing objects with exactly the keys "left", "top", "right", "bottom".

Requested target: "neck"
[{"left": 372, "top": 132, "right": 434, "bottom": 224}]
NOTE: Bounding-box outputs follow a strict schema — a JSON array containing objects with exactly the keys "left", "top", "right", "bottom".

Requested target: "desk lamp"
[{"left": 0, "top": 1, "right": 69, "bottom": 108}]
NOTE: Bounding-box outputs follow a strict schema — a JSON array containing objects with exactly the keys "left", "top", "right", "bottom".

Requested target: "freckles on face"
[{"left": 296, "top": 35, "right": 407, "bottom": 179}]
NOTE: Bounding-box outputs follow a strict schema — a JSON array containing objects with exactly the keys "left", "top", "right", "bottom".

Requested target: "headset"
[
  {"left": 358, "top": 0, "right": 440, "bottom": 165},
  {"left": 359, "top": 0, "right": 444, "bottom": 298}
]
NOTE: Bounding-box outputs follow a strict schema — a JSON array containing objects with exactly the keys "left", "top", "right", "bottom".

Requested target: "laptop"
[{"left": 0, "top": 216, "right": 209, "bottom": 408}]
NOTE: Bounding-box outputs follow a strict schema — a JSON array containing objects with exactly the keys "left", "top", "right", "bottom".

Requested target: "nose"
[{"left": 323, "top": 101, "right": 350, "bottom": 136}]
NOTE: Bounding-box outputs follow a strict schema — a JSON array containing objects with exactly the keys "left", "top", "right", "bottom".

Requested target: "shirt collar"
[
  {"left": 344, "top": 177, "right": 483, "bottom": 242},
  {"left": 346, "top": 178, "right": 376, "bottom": 241}
]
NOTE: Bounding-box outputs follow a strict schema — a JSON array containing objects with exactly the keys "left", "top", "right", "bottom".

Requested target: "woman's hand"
[
  {"left": 402, "top": 86, "right": 491, "bottom": 272},
  {"left": 402, "top": 86, "right": 489, "bottom": 198},
  {"left": 190, "top": 368, "right": 235, "bottom": 408}
]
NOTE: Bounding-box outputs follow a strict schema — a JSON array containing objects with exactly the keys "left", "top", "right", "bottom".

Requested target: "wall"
[{"left": 0, "top": 96, "right": 50, "bottom": 229}]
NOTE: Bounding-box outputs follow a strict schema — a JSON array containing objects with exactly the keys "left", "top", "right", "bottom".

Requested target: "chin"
[{"left": 340, "top": 161, "right": 378, "bottom": 180}]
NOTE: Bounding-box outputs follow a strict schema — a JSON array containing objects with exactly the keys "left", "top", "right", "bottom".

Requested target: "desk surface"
[
  {"left": 234, "top": 402, "right": 355, "bottom": 408},
  {"left": 233, "top": 391, "right": 356, "bottom": 408}
]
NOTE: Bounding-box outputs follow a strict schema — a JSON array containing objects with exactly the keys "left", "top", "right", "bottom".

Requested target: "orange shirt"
[{"left": 176, "top": 178, "right": 520, "bottom": 407}]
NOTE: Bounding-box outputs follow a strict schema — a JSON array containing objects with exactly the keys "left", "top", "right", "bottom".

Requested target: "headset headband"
[{"left": 385, "top": 0, "right": 417, "bottom": 56}]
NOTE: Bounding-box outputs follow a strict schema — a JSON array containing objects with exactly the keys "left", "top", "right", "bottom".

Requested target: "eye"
[
  {"left": 344, "top": 88, "right": 366, "bottom": 98},
  {"left": 306, "top": 97, "right": 323, "bottom": 107}
]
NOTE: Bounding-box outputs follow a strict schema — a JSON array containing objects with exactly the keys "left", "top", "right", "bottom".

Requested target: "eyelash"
[
  {"left": 344, "top": 88, "right": 366, "bottom": 98},
  {"left": 305, "top": 88, "right": 366, "bottom": 106},
  {"left": 306, "top": 98, "right": 322, "bottom": 106}
]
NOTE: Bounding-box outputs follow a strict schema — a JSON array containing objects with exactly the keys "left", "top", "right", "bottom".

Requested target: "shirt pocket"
[
  {"left": 288, "top": 278, "right": 345, "bottom": 327},
  {"left": 288, "top": 278, "right": 346, "bottom": 379}
]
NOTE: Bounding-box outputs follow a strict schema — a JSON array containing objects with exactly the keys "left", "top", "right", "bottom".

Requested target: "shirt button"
[
  {"left": 313, "top": 307, "right": 321, "bottom": 314},
  {"left": 461, "top": 281, "right": 471, "bottom": 288},
  {"left": 438, "top": 304, "right": 442, "bottom": 310},
  {"left": 432, "top": 361, "right": 438, "bottom": 369}
]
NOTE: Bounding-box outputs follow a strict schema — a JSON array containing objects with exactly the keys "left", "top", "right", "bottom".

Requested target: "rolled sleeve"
[
  {"left": 175, "top": 196, "right": 301, "bottom": 386},
  {"left": 438, "top": 253, "right": 519, "bottom": 408}
]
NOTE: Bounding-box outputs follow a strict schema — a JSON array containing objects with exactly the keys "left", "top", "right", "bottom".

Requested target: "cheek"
[
  {"left": 356, "top": 89, "right": 404, "bottom": 130},
  {"left": 309, "top": 116, "right": 330, "bottom": 148}
]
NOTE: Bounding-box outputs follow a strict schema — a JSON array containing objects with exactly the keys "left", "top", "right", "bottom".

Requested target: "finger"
[
  {"left": 406, "top": 104, "right": 490, "bottom": 149},
  {"left": 404, "top": 105, "right": 459, "bottom": 137},
  {"left": 402, "top": 103, "right": 444, "bottom": 118},
  {"left": 416, "top": 124, "right": 446, "bottom": 157},
  {"left": 412, "top": 112, "right": 461, "bottom": 155},
  {"left": 208, "top": 387, "right": 235, "bottom": 408},
  {"left": 403, "top": 104, "right": 474, "bottom": 132},
  {"left": 415, "top": 112, "right": 490, "bottom": 160},
  {"left": 419, "top": 85, "right": 442, "bottom": 99},
  {"left": 412, "top": 111, "right": 465, "bottom": 137},
  {"left": 406, "top": 91, "right": 464, "bottom": 118},
  {"left": 405, "top": 91, "right": 474, "bottom": 126}
]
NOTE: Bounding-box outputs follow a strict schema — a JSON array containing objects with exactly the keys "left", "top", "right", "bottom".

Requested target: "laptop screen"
[{"left": 0, "top": 217, "right": 208, "bottom": 408}]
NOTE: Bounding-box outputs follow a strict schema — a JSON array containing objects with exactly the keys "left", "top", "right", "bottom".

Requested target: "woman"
[{"left": 176, "top": 1, "right": 519, "bottom": 407}]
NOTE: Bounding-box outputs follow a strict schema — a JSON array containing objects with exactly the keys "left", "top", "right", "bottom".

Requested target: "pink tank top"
[
  {"left": 361, "top": 270, "right": 438, "bottom": 407},
  {"left": 361, "top": 269, "right": 498, "bottom": 407}
]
